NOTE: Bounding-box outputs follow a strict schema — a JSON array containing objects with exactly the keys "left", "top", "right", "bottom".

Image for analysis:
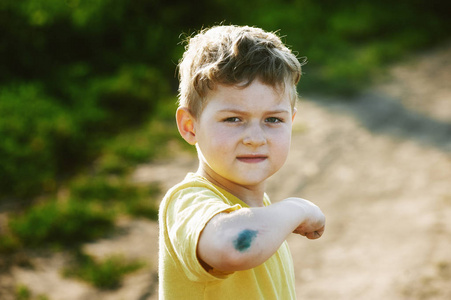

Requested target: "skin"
[
  {"left": 176, "top": 79, "right": 325, "bottom": 272},
  {"left": 234, "top": 229, "right": 258, "bottom": 252}
]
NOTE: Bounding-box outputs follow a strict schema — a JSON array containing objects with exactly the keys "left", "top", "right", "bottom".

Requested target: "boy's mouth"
[{"left": 236, "top": 154, "right": 268, "bottom": 163}]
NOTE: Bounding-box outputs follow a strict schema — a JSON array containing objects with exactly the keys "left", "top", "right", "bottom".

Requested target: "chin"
[{"left": 231, "top": 176, "right": 268, "bottom": 187}]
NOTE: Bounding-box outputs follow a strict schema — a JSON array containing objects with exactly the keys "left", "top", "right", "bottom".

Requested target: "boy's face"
[{"left": 193, "top": 79, "right": 295, "bottom": 190}]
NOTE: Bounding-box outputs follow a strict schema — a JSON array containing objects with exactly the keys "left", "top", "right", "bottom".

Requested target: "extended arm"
[{"left": 197, "top": 197, "right": 325, "bottom": 272}]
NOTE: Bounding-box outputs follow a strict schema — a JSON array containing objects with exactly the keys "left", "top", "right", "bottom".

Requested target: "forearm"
[{"left": 198, "top": 198, "right": 310, "bottom": 272}]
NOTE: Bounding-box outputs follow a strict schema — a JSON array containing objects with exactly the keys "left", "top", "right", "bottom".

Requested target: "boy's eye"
[
  {"left": 223, "top": 117, "right": 241, "bottom": 123},
  {"left": 265, "top": 117, "right": 283, "bottom": 123}
]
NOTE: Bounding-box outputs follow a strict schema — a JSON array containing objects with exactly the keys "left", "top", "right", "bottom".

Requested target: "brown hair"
[{"left": 178, "top": 25, "right": 305, "bottom": 118}]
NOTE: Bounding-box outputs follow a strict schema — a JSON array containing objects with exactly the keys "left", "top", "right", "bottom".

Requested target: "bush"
[
  {"left": 0, "top": 234, "right": 21, "bottom": 254},
  {"left": 126, "top": 200, "right": 159, "bottom": 220},
  {"left": 15, "top": 285, "right": 31, "bottom": 300},
  {"left": 14, "top": 285, "right": 49, "bottom": 300},
  {"left": 0, "top": 64, "right": 173, "bottom": 200},
  {"left": 70, "top": 175, "right": 160, "bottom": 220},
  {"left": 70, "top": 176, "right": 127, "bottom": 202},
  {"left": 9, "top": 199, "right": 115, "bottom": 248},
  {"left": 64, "top": 253, "right": 144, "bottom": 289},
  {"left": 0, "top": 84, "right": 76, "bottom": 198}
]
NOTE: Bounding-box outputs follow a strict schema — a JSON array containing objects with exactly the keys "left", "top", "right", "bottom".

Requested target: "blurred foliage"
[
  {"left": 14, "top": 285, "right": 49, "bottom": 300},
  {"left": 0, "top": 0, "right": 449, "bottom": 257},
  {"left": 69, "top": 175, "right": 160, "bottom": 220},
  {"left": 1, "top": 0, "right": 449, "bottom": 200},
  {"left": 8, "top": 199, "right": 115, "bottom": 248},
  {"left": 15, "top": 285, "right": 31, "bottom": 300},
  {"left": 64, "top": 252, "right": 144, "bottom": 289},
  {"left": 0, "top": 177, "right": 160, "bottom": 252},
  {"left": 0, "top": 84, "right": 74, "bottom": 197}
]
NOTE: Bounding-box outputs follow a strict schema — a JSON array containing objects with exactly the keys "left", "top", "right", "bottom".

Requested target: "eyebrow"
[{"left": 218, "top": 108, "right": 290, "bottom": 114}]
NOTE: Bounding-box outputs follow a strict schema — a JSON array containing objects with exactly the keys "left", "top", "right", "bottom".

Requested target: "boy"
[{"left": 159, "top": 25, "right": 325, "bottom": 299}]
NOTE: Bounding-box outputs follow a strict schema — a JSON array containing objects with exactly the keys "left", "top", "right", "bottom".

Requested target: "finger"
[
  {"left": 293, "top": 229, "right": 306, "bottom": 236},
  {"left": 306, "top": 230, "right": 322, "bottom": 239},
  {"left": 314, "top": 227, "right": 324, "bottom": 236}
]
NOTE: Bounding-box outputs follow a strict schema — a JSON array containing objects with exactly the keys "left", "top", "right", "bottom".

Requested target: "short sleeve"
[{"left": 166, "top": 187, "right": 242, "bottom": 282}]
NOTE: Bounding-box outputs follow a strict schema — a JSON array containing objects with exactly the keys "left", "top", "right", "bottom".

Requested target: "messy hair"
[{"left": 178, "top": 25, "right": 305, "bottom": 118}]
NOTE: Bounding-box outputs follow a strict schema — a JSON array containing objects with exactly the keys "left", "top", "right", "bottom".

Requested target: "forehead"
[{"left": 203, "top": 80, "right": 291, "bottom": 112}]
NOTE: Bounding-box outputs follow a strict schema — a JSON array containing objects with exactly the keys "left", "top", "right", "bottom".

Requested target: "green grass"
[
  {"left": 0, "top": 111, "right": 170, "bottom": 254},
  {"left": 70, "top": 175, "right": 161, "bottom": 220},
  {"left": 0, "top": 234, "right": 21, "bottom": 254},
  {"left": 15, "top": 285, "right": 31, "bottom": 300},
  {"left": 2, "top": 178, "right": 161, "bottom": 252},
  {"left": 64, "top": 252, "right": 145, "bottom": 289},
  {"left": 8, "top": 199, "right": 115, "bottom": 248},
  {"left": 14, "top": 285, "right": 49, "bottom": 300}
]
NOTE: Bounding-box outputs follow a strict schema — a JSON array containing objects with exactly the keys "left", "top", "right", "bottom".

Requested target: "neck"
[{"left": 196, "top": 165, "right": 266, "bottom": 207}]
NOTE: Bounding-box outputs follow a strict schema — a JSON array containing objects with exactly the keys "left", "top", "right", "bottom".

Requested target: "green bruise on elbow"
[{"left": 234, "top": 229, "right": 258, "bottom": 252}]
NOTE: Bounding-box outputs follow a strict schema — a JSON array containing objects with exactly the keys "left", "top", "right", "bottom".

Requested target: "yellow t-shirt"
[{"left": 158, "top": 173, "right": 296, "bottom": 299}]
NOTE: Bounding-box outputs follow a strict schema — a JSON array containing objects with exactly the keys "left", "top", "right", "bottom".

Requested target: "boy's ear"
[
  {"left": 292, "top": 107, "right": 297, "bottom": 122},
  {"left": 176, "top": 107, "right": 197, "bottom": 145}
]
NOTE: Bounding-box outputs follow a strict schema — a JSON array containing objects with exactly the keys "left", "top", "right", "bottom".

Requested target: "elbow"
[
  {"left": 207, "top": 245, "right": 254, "bottom": 272},
  {"left": 219, "top": 248, "right": 260, "bottom": 272},
  {"left": 200, "top": 229, "right": 261, "bottom": 272}
]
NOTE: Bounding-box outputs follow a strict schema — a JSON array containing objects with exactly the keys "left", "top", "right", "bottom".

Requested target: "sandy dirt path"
[
  {"left": 271, "top": 97, "right": 451, "bottom": 299},
  {"left": 3, "top": 44, "right": 450, "bottom": 299},
  {"left": 271, "top": 44, "right": 451, "bottom": 299}
]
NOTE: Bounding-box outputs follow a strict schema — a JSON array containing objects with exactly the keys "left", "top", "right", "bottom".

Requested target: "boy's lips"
[{"left": 236, "top": 154, "right": 268, "bottom": 163}]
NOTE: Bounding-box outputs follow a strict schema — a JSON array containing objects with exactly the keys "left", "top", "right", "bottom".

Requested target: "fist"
[{"left": 288, "top": 198, "right": 325, "bottom": 239}]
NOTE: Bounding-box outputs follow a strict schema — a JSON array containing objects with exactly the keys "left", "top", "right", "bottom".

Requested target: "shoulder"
[
  {"left": 159, "top": 173, "right": 242, "bottom": 220},
  {"left": 161, "top": 173, "right": 226, "bottom": 205},
  {"left": 162, "top": 172, "right": 244, "bottom": 207}
]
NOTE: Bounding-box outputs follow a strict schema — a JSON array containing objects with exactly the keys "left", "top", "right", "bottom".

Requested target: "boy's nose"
[{"left": 243, "top": 123, "right": 267, "bottom": 146}]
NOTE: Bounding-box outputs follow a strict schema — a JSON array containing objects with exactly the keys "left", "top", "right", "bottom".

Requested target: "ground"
[{"left": 2, "top": 43, "right": 450, "bottom": 299}]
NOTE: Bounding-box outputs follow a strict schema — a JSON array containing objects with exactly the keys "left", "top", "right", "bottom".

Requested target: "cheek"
[
  {"left": 270, "top": 131, "right": 292, "bottom": 156},
  {"left": 215, "top": 125, "right": 241, "bottom": 143},
  {"left": 201, "top": 127, "right": 237, "bottom": 153}
]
